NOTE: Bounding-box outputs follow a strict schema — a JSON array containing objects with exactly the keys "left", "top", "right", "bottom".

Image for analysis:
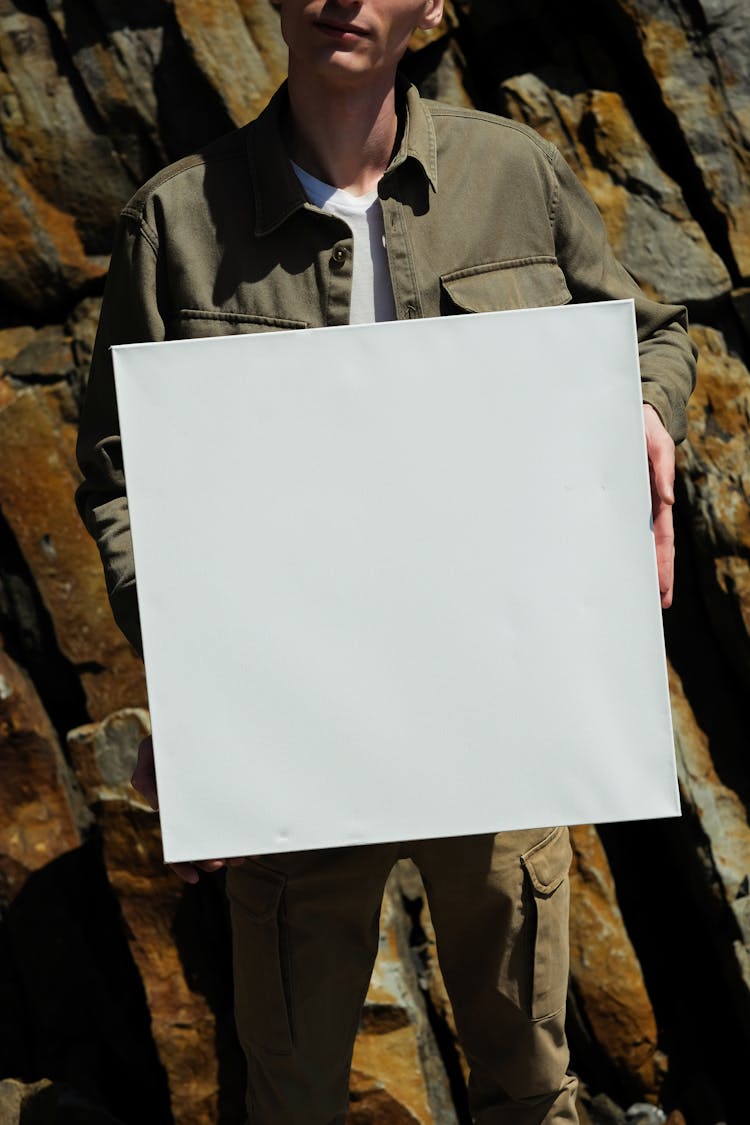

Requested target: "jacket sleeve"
[
  {"left": 75, "top": 208, "right": 167, "bottom": 657},
  {"left": 550, "top": 146, "right": 697, "bottom": 443}
]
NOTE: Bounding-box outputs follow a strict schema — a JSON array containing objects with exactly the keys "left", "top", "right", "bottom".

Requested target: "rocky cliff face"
[{"left": 0, "top": 2, "right": 748, "bottom": 1123}]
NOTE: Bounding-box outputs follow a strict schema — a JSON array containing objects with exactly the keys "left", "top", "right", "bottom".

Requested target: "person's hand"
[
  {"left": 131, "top": 735, "right": 245, "bottom": 884},
  {"left": 643, "top": 403, "right": 675, "bottom": 609}
]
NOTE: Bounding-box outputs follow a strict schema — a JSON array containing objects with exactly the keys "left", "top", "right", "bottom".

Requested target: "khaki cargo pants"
[{"left": 225, "top": 827, "right": 577, "bottom": 1124}]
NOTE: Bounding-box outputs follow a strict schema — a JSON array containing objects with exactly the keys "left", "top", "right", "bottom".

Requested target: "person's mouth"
[{"left": 314, "top": 18, "right": 370, "bottom": 40}]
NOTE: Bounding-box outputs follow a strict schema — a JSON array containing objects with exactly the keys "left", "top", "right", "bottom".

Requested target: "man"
[{"left": 76, "top": 1, "right": 696, "bottom": 1121}]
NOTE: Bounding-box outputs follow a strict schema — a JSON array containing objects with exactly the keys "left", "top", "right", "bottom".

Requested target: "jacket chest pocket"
[
  {"left": 440, "top": 257, "right": 572, "bottom": 314},
  {"left": 173, "top": 308, "right": 308, "bottom": 339}
]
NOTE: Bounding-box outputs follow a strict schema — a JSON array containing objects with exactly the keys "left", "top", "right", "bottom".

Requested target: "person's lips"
[{"left": 314, "top": 17, "right": 370, "bottom": 39}]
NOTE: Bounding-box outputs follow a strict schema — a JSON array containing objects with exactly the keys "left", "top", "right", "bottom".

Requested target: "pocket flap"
[
  {"left": 521, "top": 827, "right": 572, "bottom": 897},
  {"left": 174, "top": 309, "right": 307, "bottom": 338},
  {"left": 441, "top": 258, "right": 571, "bottom": 313},
  {"left": 227, "top": 861, "right": 286, "bottom": 922}
]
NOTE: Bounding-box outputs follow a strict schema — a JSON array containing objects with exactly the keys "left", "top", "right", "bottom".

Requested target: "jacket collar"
[{"left": 247, "top": 80, "right": 438, "bottom": 237}]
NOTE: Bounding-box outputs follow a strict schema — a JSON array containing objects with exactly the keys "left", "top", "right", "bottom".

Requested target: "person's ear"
[{"left": 418, "top": 0, "right": 444, "bottom": 32}]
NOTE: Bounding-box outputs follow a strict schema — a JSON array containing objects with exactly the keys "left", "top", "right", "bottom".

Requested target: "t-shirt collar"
[{"left": 247, "top": 80, "right": 438, "bottom": 237}]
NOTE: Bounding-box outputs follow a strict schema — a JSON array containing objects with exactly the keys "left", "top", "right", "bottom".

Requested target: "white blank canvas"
[{"left": 113, "top": 300, "right": 679, "bottom": 863}]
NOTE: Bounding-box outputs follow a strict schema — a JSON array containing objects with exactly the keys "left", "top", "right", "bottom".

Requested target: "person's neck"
[{"left": 286, "top": 64, "right": 400, "bottom": 196}]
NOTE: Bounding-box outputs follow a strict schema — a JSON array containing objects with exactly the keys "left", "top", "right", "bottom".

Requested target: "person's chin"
[{"left": 312, "top": 50, "right": 377, "bottom": 80}]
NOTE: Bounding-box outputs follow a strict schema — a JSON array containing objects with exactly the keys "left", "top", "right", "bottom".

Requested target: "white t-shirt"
[{"left": 292, "top": 161, "right": 397, "bottom": 325}]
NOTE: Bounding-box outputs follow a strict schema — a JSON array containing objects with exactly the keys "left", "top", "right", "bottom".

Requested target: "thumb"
[{"left": 131, "top": 735, "right": 159, "bottom": 811}]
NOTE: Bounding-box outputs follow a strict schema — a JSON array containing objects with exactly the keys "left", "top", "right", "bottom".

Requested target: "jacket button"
[{"left": 331, "top": 246, "right": 347, "bottom": 266}]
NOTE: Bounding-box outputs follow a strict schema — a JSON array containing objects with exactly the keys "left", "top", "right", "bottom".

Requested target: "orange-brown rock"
[
  {"left": 0, "top": 381, "right": 145, "bottom": 720},
  {"left": 173, "top": 0, "right": 283, "bottom": 128},
  {"left": 0, "top": 2, "right": 135, "bottom": 311},
  {"left": 0, "top": 1079, "right": 127, "bottom": 1124},
  {"left": 347, "top": 1070, "right": 424, "bottom": 1124},
  {"left": 0, "top": 1079, "right": 51, "bottom": 1124},
  {"left": 394, "top": 859, "right": 469, "bottom": 1089},
  {"left": 406, "top": 32, "right": 472, "bottom": 110},
  {"left": 68, "top": 708, "right": 243, "bottom": 1124},
  {"left": 67, "top": 297, "right": 103, "bottom": 377},
  {"left": 668, "top": 664, "right": 750, "bottom": 1002},
  {"left": 500, "top": 74, "right": 730, "bottom": 305},
  {"left": 43, "top": 1, "right": 168, "bottom": 186},
  {"left": 350, "top": 870, "right": 458, "bottom": 1124},
  {"left": 612, "top": 0, "right": 750, "bottom": 280},
  {"left": 677, "top": 326, "right": 750, "bottom": 669},
  {"left": 0, "top": 327, "right": 35, "bottom": 375},
  {"left": 670, "top": 324, "right": 750, "bottom": 1033},
  {"left": 0, "top": 645, "right": 80, "bottom": 907},
  {"left": 67, "top": 707, "right": 150, "bottom": 805},
  {"left": 568, "top": 825, "right": 666, "bottom": 1099},
  {"left": 3, "top": 324, "right": 75, "bottom": 383},
  {"left": 100, "top": 802, "right": 226, "bottom": 1125},
  {"left": 0, "top": 150, "right": 108, "bottom": 317},
  {"left": 236, "top": 0, "right": 290, "bottom": 89}
]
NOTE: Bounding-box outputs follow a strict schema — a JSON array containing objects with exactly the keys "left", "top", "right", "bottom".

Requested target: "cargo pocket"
[
  {"left": 521, "top": 826, "right": 572, "bottom": 1022},
  {"left": 226, "top": 861, "right": 294, "bottom": 1054},
  {"left": 440, "top": 257, "right": 572, "bottom": 314}
]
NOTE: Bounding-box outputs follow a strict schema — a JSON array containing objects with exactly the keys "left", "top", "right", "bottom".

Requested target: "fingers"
[
  {"left": 167, "top": 861, "right": 234, "bottom": 884},
  {"left": 651, "top": 488, "right": 675, "bottom": 608},
  {"left": 169, "top": 861, "right": 201, "bottom": 885},
  {"left": 651, "top": 443, "right": 675, "bottom": 507},
  {"left": 643, "top": 403, "right": 675, "bottom": 505},
  {"left": 133, "top": 739, "right": 247, "bottom": 882},
  {"left": 167, "top": 857, "right": 247, "bottom": 884},
  {"left": 131, "top": 737, "right": 247, "bottom": 881},
  {"left": 131, "top": 734, "right": 159, "bottom": 810},
  {"left": 643, "top": 404, "right": 676, "bottom": 607}
]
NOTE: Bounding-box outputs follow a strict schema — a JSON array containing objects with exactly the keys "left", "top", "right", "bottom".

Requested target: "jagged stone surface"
[
  {"left": 173, "top": 0, "right": 284, "bottom": 128},
  {"left": 394, "top": 858, "right": 470, "bottom": 1093},
  {"left": 0, "top": 1, "right": 135, "bottom": 313},
  {"left": 677, "top": 325, "right": 750, "bottom": 688},
  {"left": 0, "top": 1078, "right": 127, "bottom": 1124},
  {"left": 100, "top": 804, "right": 233, "bottom": 1125},
  {"left": 67, "top": 708, "right": 150, "bottom": 805},
  {"left": 669, "top": 663, "right": 750, "bottom": 1019},
  {"left": 0, "top": 644, "right": 80, "bottom": 908},
  {"left": 43, "top": 0, "right": 171, "bottom": 185},
  {"left": 66, "top": 708, "right": 245, "bottom": 1125},
  {"left": 611, "top": 0, "right": 750, "bottom": 281},
  {"left": 0, "top": 378, "right": 146, "bottom": 720},
  {"left": 350, "top": 870, "right": 457, "bottom": 1123},
  {"left": 499, "top": 73, "right": 731, "bottom": 306},
  {"left": 568, "top": 826, "right": 666, "bottom": 1100}
]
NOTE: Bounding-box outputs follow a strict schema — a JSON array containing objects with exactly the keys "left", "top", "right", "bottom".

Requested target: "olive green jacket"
[{"left": 76, "top": 82, "right": 697, "bottom": 655}]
